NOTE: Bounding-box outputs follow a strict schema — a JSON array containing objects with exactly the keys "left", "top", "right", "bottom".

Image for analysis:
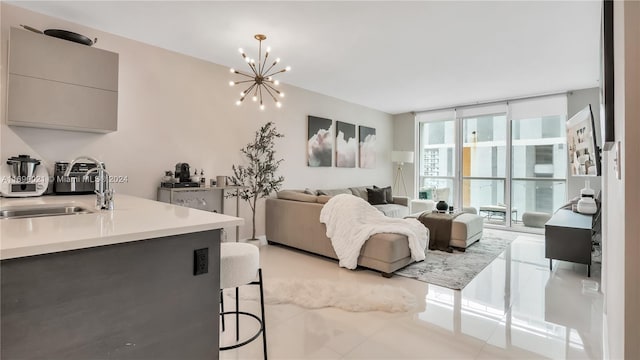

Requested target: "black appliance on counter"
[
  {"left": 161, "top": 162, "right": 199, "bottom": 188},
  {"left": 174, "top": 163, "right": 191, "bottom": 182},
  {"left": 54, "top": 161, "right": 104, "bottom": 194}
]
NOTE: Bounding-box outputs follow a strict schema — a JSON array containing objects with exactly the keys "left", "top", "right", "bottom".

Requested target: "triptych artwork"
[{"left": 307, "top": 115, "right": 376, "bottom": 168}]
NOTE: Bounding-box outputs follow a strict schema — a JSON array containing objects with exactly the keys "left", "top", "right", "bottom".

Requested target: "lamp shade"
[{"left": 391, "top": 151, "right": 414, "bottom": 164}]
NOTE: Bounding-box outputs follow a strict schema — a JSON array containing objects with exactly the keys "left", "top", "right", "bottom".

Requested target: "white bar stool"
[{"left": 219, "top": 242, "right": 267, "bottom": 359}]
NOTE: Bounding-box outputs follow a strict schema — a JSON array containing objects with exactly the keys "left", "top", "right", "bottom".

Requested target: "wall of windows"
[{"left": 416, "top": 95, "right": 567, "bottom": 229}]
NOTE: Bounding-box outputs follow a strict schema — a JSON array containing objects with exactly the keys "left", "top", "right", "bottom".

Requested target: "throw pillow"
[
  {"left": 303, "top": 188, "right": 317, "bottom": 195},
  {"left": 366, "top": 187, "right": 387, "bottom": 205},
  {"left": 373, "top": 185, "right": 393, "bottom": 204}
]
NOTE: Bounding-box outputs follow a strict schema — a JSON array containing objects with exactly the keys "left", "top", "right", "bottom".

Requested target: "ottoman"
[
  {"left": 450, "top": 213, "right": 484, "bottom": 249},
  {"left": 522, "top": 211, "right": 552, "bottom": 228}
]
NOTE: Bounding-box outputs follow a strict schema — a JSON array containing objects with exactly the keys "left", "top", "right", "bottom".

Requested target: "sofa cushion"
[
  {"left": 316, "top": 195, "right": 332, "bottom": 204},
  {"left": 366, "top": 188, "right": 387, "bottom": 205},
  {"left": 317, "top": 188, "right": 352, "bottom": 197},
  {"left": 349, "top": 186, "right": 370, "bottom": 201},
  {"left": 277, "top": 190, "right": 318, "bottom": 203},
  {"left": 373, "top": 204, "right": 409, "bottom": 218}
]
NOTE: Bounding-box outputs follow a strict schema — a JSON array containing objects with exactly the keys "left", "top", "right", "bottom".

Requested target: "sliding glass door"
[
  {"left": 462, "top": 113, "right": 509, "bottom": 225},
  {"left": 418, "top": 119, "right": 455, "bottom": 205},
  {"left": 511, "top": 116, "right": 567, "bottom": 227},
  {"left": 416, "top": 96, "right": 567, "bottom": 230}
]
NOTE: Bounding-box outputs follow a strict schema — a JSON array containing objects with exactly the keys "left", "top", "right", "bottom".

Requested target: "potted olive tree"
[{"left": 228, "top": 122, "right": 284, "bottom": 241}]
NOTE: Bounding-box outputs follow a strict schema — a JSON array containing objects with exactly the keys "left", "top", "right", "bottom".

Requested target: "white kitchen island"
[{"left": 0, "top": 194, "right": 243, "bottom": 359}]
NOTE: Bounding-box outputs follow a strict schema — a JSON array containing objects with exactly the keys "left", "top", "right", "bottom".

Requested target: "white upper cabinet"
[{"left": 7, "top": 27, "right": 119, "bottom": 133}]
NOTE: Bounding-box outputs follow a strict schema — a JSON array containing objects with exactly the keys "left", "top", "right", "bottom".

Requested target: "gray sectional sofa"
[{"left": 265, "top": 186, "right": 415, "bottom": 277}]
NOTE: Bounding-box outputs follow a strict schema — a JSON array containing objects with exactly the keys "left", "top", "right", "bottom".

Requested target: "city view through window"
[{"left": 418, "top": 109, "right": 567, "bottom": 229}]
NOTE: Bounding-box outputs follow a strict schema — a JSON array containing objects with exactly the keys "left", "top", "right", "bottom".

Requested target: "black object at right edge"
[{"left": 601, "top": 0, "right": 615, "bottom": 151}]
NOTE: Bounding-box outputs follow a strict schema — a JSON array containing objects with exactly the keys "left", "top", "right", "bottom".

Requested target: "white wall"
[
  {"left": 0, "top": 4, "right": 394, "bottom": 240},
  {"left": 391, "top": 112, "right": 416, "bottom": 197},
  {"left": 603, "top": 1, "right": 640, "bottom": 359}
]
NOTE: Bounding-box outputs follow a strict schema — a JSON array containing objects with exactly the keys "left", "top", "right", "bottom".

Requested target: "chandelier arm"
[
  {"left": 263, "top": 62, "right": 277, "bottom": 75},
  {"left": 259, "top": 85, "right": 264, "bottom": 105},
  {"left": 263, "top": 83, "right": 281, "bottom": 95},
  {"left": 248, "top": 62, "right": 260, "bottom": 76},
  {"left": 258, "top": 39, "right": 262, "bottom": 74},
  {"left": 264, "top": 68, "right": 287, "bottom": 78},
  {"left": 233, "top": 71, "right": 255, "bottom": 79},
  {"left": 253, "top": 84, "right": 259, "bottom": 99},
  {"left": 241, "top": 83, "right": 257, "bottom": 97},
  {"left": 263, "top": 85, "right": 278, "bottom": 102},
  {"left": 234, "top": 80, "right": 256, "bottom": 85},
  {"left": 261, "top": 53, "right": 270, "bottom": 76}
]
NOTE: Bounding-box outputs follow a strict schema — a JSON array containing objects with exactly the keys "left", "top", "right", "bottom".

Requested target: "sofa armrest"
[{"left": 392, "top": 196, "right": 409, "bottom": 207}]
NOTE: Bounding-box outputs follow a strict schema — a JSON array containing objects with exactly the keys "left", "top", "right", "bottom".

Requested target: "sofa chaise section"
[{"left": 265, "top": 194, "right": 414, "bottom": 276}]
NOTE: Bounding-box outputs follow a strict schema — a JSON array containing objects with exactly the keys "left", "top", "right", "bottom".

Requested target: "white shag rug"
[{"left": 236, "top": 278, "right": 416, "bottom": 313}]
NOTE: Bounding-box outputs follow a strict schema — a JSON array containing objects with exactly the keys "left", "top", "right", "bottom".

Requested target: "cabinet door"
[
  {"left": 8, "top": 74, "right": 118, "bottom": 132},
  {"left": 7, "top": 27, "right": 118, "bottom": 133}
]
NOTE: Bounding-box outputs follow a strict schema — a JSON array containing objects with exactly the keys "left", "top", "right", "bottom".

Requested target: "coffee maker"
[
  {"left": 0, "top": 155, "right": 49, "bottom": 197},
  {"left": 175, "top": 163, "right": 191, "bottom": 182},
  {"left": 161, "top": 163, "right": 199, "bottom": 188}
]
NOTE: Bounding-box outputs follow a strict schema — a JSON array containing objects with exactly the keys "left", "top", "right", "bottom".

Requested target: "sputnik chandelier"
[{"left": 229, "top": 34, "right": 290, "bottom": 110}]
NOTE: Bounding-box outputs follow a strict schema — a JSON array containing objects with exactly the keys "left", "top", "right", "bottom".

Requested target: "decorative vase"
[{"left": 436, "top": 200, "right": 448, "bottom": 212}]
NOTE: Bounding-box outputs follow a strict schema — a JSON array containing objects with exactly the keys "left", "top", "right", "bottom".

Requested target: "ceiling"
[{"left": 10, "top": 1, "right": 602, "bottom": 115}]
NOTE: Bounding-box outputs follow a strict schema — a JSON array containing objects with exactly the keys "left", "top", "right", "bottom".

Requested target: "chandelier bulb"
[
  {"left": 229, "top": 68, "right": 235, "bottom": 73},
  {"left": 229, "top": 81, "right": 235, "bottom": 86},
  {"left": 235, "top": 100, "right": 242, "bottom": 106},
  {"left": 274, "top": 80, "right": 280, "bottom": 86},
  {"left": 266, "top": 46, "right": 271, "bottom": 53},
  {"left": 238, "top": 48, "right": 243, "bottom": 54},
  {"left": 279, "top": 92, "right": 285, "bottom": 98},
  {"left": 260, "top": 104, "right": 265, "bottom": 111},
  {"left": 240, "top": 91, "right": 246, "bottom": 96},
  {"left": 250, "top": 58, "right": 255, "bottom": 64},
  {"left": 276, "top": 57, "right": 281, "bottom": 63},
  {"left": 245, "top": 57, "right": 250, "bottom": 63},
  {"left": 276, "top": 102, "right": 282, "bottom": 108},
  {"left": 285, "top": 66, "right": 291, "bottom": 72},
  {"left": 252, "top": 96, "right": 258, "bottom": 102}
]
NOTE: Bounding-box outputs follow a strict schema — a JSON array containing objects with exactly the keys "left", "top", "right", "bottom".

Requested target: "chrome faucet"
[{"left": 64, "top": 156, "right": 114, "bottom": 210}]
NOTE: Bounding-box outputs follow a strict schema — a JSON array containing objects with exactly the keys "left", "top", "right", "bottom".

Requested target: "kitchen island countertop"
[{"left": 0, "top": 194, "right": 243, "bottom": 260}]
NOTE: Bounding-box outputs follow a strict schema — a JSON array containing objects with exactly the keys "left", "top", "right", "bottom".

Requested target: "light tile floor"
[{"left": 220, "top": 230, "right": 603, "bottom": 359}]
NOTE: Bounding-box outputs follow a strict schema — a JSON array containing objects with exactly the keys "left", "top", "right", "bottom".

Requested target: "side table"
[{"left": 545, "top": 209, "right": 594, "bottom": 276}]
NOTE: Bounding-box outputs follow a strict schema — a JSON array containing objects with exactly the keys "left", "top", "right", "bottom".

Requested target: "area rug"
[
  {"left": 236, "top": 278, "right": 416, "bottom": 312},
  {"left": 394, "top": 228, "right": 520, "bottom": 290}
]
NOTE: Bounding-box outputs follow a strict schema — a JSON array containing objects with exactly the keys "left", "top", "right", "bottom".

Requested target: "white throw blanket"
[{"left": 319, "top": 194, "right": 429, "bottom": 269}]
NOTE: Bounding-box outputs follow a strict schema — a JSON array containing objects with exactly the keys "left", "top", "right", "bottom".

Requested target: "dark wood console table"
[{"left": 545, "top": 209, "right": 594, "bottom": 277}]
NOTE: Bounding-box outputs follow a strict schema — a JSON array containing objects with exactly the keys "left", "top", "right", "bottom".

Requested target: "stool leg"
[
  {"left": 258, "top": 269, "right": 268, "bottom": 360},
  {"left": 235, "top": 287, "right": 240, "bottom": 341},
  {"left": 220, "top": 289, "right": 225, "bottom": 331}
]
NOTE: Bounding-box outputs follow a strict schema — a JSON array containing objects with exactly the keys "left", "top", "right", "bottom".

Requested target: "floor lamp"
[{"left": 392, "top": 151, "right": 414, "bottom": 196}]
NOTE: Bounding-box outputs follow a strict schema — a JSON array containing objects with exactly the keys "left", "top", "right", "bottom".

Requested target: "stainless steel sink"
[{"left": 0, "top": 204, "right": 94, "bottom": 220}]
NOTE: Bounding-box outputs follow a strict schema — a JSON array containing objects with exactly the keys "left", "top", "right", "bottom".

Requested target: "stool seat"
[{"left": 220, "top": 243, "right": 259, "bottom": 289}]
